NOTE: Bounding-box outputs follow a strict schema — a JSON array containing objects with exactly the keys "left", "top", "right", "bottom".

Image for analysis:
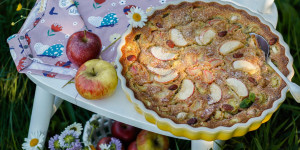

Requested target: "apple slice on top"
[
  {"left": 176, "top": 79, "right": 195, "bottom": 100},
  {"left": 147, "top": 66, "right": 172, "bottom": 76},
  {"left": 195, "top": 28, "right": 216, "bottom": 46},
  {"left": 150, "top": 46, "right": 178, "bottom": 61},
  {"left": 226, "top": 78, "right": 248, "bottom": 97},
  {"left": 208, "top": 83, "right": 222, "bottom": 104},
  {"left": 154, "top": 72, "right": 179, "bottom": 83},
  {"left": 170, "top": 28, "right": 188, "bottom": 46},
  {"left": 233, "top": 60, "right": 259, "bottom": 74},
  {"left": 219, "top": 40, "right": 243, "bottom": 55}
]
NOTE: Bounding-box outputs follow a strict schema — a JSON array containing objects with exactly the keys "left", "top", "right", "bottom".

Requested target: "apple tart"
[{"left": 119, "top": 1, "right": 289, "bottom": 128}]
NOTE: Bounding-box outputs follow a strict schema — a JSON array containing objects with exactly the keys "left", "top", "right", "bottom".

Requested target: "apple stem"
[
  {"left": 92, "top": 68, "right": 96, "bottom": 76},
  {"left": 82, "top": 30, "right": 88, "bottom": 43}
]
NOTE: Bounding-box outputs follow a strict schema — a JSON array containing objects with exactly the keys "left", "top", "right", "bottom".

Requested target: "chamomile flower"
[
  {"left": 22, "top": 131, "right": 44, "bottom": 150},
  {"left": 65, "top": 122, "right": 83, "bottom": 135},
  {"left": 59, "top": 130, "right": 80, "bottom": 148},
  {"left": 126, "top": 7, "right": 147, "bottom": 28},
  {"left": 99, "top": 143, "right": 110, "bottom": 150},
  {"left": 109, "top": 33, "right": 121, "bottom": 43},
  {"left": 48, "top": 134, "right": 61, "bottom": 150},
  {"left": 66, "top": 140, "right": 82, "bottom": 150},
  {"left": 109, "top": 137, "right": 122, "bottom": 150}
]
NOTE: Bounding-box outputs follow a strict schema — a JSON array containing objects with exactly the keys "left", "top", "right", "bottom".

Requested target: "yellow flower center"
[
  {"left": 16, "top": 3, "right": 22, "bottom": 11},
  {"left": 133, "top": 13, "right": 141, "bottom": 22},
  {"left": 30, "top": 138, "right": 39, "bottom": 147}
]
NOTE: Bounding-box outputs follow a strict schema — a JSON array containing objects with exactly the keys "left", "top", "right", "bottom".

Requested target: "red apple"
[
  {"left": 75, "top": 59, "right": 118, "bottom": 100},
  {"left": 111, "top": 121, "right": 139, "bottom": 143},
  {"left": 136, "top": 130, "right": 169, "bottom": 150},
  {"left": 67, "top": 30, "right": 102, "bottom": 67},
  {"left": 127, "top": 141, "right": 138, "bottom": 150},
  {"left": 97, "top": 137, "right": 112, "bottom": 150}
]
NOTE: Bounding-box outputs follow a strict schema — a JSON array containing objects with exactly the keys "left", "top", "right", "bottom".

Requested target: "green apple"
[
  {"left": 136, "top": 130, "right": 169, "bottom": 150},
  {"left": 75, "top": 59, "right": 118, "bottom": 100}
]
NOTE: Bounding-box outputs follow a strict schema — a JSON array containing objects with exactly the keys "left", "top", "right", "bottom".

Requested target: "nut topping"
[
  {"left": 166, "top": 40, "right": 175, "bottom": 48},
  {"left": 127, "top": 55, "right": 137, "bottom": 61},
  {"left": 168, "top": 84, "right": 178, "bottom": 90},
  {"left": 233, "top": 52, "right": 243, "bottom": 58},
  {"left": 156, "top": 22, "right": 163, "bottom": 28},
  {"left": 222, "top": 104, "right": 234, "bottom": 111},
  {"left": 218, "top": 31, "right": 227, "bottom": 37},
  {"left": 269, "top": 37, "right": 278, "bottom": 45},
  {"left": 247, "top": 77, "right": 258, "bottom": 85},
  {"left": 187, "top": 118, "right": 198, "bottom": 125}
]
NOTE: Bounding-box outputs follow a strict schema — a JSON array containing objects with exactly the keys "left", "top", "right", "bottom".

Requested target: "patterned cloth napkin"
[{"left": 7, "top": 0, "right": 170, "bottom": 79}]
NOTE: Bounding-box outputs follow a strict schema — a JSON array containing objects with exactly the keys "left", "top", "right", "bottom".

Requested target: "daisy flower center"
[
  {"left": 64, "top": 135, "right": 75, "bottom": 144},
  {"left": 54, "top": 140, "right": 60, "bottom": 149},
  {"left": 30, "top": 138, "right": 39, "bottom": 147},
  {"left": 133, "top": 13, "right": 142, "bottom": 22}
]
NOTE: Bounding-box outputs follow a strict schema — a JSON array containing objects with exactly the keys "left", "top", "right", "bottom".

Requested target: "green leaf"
[{"left": 239, "top": 93, "right": 256, "bottom": 108}]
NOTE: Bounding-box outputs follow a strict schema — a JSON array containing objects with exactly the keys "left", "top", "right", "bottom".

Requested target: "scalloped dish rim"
[{"left": 115, "top": 0, "right": 294, "bottom": 140}]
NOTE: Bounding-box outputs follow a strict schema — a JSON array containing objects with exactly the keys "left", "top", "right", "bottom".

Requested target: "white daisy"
[
  {"left": 65, "top": 122, "right": 83, "bottom": 135},
  {"left": 159, "top": 0, "right": 167, "bottom": 4},
  {"left": 22, "top": 131, "right": 44, "bottom": 150},
  {"left": 126, "top": 7, "right": 147, "bottom": 28},
  {"left": 99, "top": 144, "right": 111, "bottom": 150},
  {"left": 109, "top": 33, "right": 121, "bottom": 43},
  {"left": 119, "top": 0, "right": 126, "bottom": 5}
]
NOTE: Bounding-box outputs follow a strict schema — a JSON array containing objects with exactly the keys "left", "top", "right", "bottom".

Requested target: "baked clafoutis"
[{"left": 119, "top": 1, "right": 289, "bottom": 128}]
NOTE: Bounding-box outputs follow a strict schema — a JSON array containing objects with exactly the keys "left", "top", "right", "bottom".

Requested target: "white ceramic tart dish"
[{"left": 116, "top": 0, "right": 294, "bottom": 140}]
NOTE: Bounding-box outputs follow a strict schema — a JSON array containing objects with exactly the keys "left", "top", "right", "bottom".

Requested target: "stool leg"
[
  {"left": 28, "top": 86, "right": 54, "bottom": 148},
  {"left": 191, "top": 140, "right": 224, "bottom": 150}
]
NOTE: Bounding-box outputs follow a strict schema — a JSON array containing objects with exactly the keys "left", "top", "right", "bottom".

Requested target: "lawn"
[{"left": 0, "top": 0, "right": 299, "bottom": 149}]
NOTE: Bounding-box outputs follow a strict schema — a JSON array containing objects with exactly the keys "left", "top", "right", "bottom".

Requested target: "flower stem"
[{"left": 62, "top": 77, "right": 74, "bottom": 88}]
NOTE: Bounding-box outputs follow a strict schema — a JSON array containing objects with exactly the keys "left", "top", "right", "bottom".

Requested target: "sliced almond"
[
  {"left": 208, "top": 83, "right": 222, "bottom": 104},
  {"left": 219, "top": 40, "right": 243, "bottom": 55},
  {"left": 170, "top": 28, "right": 188, "bottom": 46},
  {"left": 233, "top": 60, "right": 259, "bottom": 74},
  {"left": 154, "top": 72, "right": 179, "bottom": 83},
  {"left": 176, "top": 79, "right": 195, "bottom": 100},
  {"left": 150, "top": 46, "right": 178, "bottom": 61},
  {"left": 226, "top": 78, "right": 248, "bottom": 97},
  {"left": 195, "top": 28, "right": 216, "bottom": 46},
  {"left": 147, "top": 66, "right": 172, "bottom": 76}
]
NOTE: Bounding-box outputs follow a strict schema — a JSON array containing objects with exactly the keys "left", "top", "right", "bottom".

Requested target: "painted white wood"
[
  {"left": 26, "top": 0, "right": 278, "bottom": 149},
  {"left": 28, "top": 86, "right": 54, "bottom": 147},
  {"left": 191, "top": 140, "right": 224, "bottom": 150}
]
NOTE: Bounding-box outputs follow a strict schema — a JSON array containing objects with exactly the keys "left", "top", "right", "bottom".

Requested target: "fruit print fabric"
[
  {"left": 7, "top": 0, "right": 173, "bottom": 79},
  {"left": 76, "top": 0, "right": 170, "bottom": 62}
]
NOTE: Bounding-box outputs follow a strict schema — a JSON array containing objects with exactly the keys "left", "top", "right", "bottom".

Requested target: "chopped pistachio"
[
  {"left": 257, "top": 93, "right": 267, "bottom": 104},
  {"left": 214, "top": 110, "right": 223, "bottom": 120},
  {"left": 271, "top": 75, "right": 281, "bottom": 88},
  {"left": 230, "top": 118, "right": 239, "bottom": 124}
]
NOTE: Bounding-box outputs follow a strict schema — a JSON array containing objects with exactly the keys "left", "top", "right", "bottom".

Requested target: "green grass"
[{"left": 0, "top": 0, "right": 299, "bottom": 149}]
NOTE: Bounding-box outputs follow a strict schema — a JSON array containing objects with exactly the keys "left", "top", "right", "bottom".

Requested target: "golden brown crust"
[{"left": 120, "top": 1, "right": 289, "bottom": 128}]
